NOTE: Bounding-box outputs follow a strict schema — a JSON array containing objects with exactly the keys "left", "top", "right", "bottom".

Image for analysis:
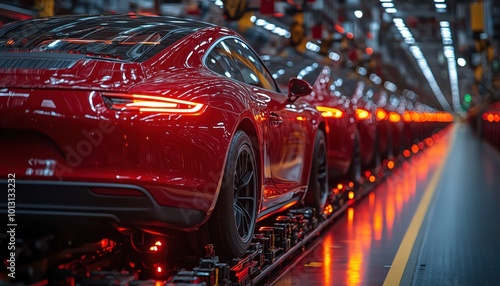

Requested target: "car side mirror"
[{"left": 288, "top": 77, "right": 312, "bottom": 102}]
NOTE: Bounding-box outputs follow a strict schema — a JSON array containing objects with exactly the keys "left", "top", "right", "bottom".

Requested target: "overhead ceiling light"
[
  {"left": 409, "top": 46, "right": 451, "bottom": 111},
  {"left": 405, "top": 37, "right": 416, "bottom": 44},
  {"left": 381, "top": 3, "right": 394, "bottom": 7},
  {"left": 457, "top": 58, "right": 466, "bottom": 67},
  {"left": 264, "top": 23, "right": 276, "bottom": 30},
  {"left": 354, "top": 10, "right": 363, "bottom": 18},
  {"left": 401, "top": 30, "right": 412, "bottom": 38},
  {"left": 380, "top": 0, "right": 392, "bottom": 2},
  {"left": 443, "top": 46, "right": 460, "bottom": 111},
  {"left": 439, "top": 20, "right": 460, "bottom": 112},
  {"left": 369, "top": 73, "right": 382, "bottom": 84},
  {"left": 356, "top": 66, "right": 367, "bottom": 75},
  {"left": 393, "top": 18, "right": 404, "bottom": 25},
  {"left": 384, "top": 81, "right": 397, "bottom": 92},
  {"left": 439, "top": 21, "right": 450, "bottom": 27},
  {"left": 434, "top": 0, "right": 445, "bottom": 2},
  {"left": 306, "top": 42, "right": 320, "bottom": 52},
  {"left": 329, "top": 52, "right": 340, "bottom": 61},
  {"left": 385, "top": 8, "right": 398, "bottom": 13},
  {"left": 255, "top": 19, "right": 266, "bottom": 26},
  {"left": 435, "top": 3, "right": 447, "bottom": 9}
]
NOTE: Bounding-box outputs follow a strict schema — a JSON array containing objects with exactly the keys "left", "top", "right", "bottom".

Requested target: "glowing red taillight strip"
[
  {"left": 355, "top": 108, "right": 371, "bottom": 120},
  {"left": 389, "top": 112, "right": 401, "bottom": 123},
  {"left": 102, "top": 93, "right": 204, "bottom": 114},
  {"left": 316, "top": 106, "right": 344, "bottom": 118},
  {"left": 376, "top": 108, "right": 387, "bottom": 121}
]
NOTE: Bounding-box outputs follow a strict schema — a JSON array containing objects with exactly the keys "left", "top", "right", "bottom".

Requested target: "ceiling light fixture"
[
  {"left": 439, "top": 20, "right": 460, "bottom": 112},
  {"left": 389, "top": 16, "right": 452, "bottom": 111},
  {"left": 409, "top": 46, "right": 451, "bottom": 110},
  {"left": 457, "top": 58, "right": 466, "bottom": 67}
]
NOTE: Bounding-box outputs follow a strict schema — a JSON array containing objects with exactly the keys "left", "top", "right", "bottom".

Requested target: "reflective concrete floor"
[{"left": 275, "top": 123, "right": 500, "bottom": 285}]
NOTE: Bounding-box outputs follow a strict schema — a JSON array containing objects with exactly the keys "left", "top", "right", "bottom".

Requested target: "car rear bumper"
[{"left": 0, "top": 180, "right": 207, "bottom": 232}]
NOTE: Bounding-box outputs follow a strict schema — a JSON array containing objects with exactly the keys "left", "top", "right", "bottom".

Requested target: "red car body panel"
[
  {"left": 307, "top": 67, "right": 357, "bottom": 178},
  {"left": 349, "top": 78, "right": 379, "bottom": 167},
  {"left": 260, "top": 58, "right": 359, "bottom": 181},
  {"left": 0, "top": 15, "right": 323, "bottom": 234}
]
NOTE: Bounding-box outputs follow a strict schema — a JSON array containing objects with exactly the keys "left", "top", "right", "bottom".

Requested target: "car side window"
[
  {"left": 224, "top": 38, "right": 278, "bottom": 92},
  {"left": 205, "top": 42, "right": 244, "bottom": 82}
]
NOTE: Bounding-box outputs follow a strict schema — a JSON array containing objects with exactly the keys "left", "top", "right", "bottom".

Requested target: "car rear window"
[{"left": 0, "top": 15, "right": 210, "bottom": 62}]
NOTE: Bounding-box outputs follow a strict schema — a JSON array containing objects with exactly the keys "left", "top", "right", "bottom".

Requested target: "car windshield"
[{"left": 0, "top": 15, "right": 211, "bottom": 62}]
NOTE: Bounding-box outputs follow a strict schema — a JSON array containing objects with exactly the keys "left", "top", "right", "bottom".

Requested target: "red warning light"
[
  {"left": 149, "top": 240, "right": 163, "bottom": 252},
  {"left": 369, "top": 175, "right": 376, "bottom": 182},
  {"left": 348, "top": 191, "right": 355, "bottom": 200},
  {"left": 403, "top": 150, "right": 411, "bottom": 158},
  {"left": 387, "top": 160, "right": 395, "bottom": 169},
  {"left": 411, "top": 144, "right": 419, "bottom": 154}
]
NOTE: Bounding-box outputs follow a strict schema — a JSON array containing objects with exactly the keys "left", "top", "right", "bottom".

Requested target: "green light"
[{"left": 464, "top": 93, "right": 472, "bottom": 103}]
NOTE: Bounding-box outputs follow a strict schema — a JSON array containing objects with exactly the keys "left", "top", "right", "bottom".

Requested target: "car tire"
[
  {"left": 348, "top": 129, "right": 362, "bottom": 184},
  {"left": 208, "top": 130, "right": 258, "bottom": 259},
  {"left": 304, "top": 130, "right": 329, "bottom": 215},
  {"left": 370, "top": 130, "right": 382, "bottom": 169}
]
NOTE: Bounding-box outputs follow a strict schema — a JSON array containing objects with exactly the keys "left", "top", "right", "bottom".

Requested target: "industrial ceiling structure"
[
  {"left": 0, "top": 0, "right": 498, "bottom": 112},
  {"left": 237, "top": 0, "right": 498, "bottom": 112}
]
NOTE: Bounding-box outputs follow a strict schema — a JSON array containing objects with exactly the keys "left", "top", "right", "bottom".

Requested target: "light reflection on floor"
[{"left": 274, "top": 130, "right": 451, "bottom": 286}]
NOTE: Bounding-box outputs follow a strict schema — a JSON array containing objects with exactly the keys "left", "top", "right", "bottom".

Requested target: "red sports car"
[
  {"left": 261, "top": 56, "right": 358, "bottom": 184},
  {"left": 306, "top": 66, "right": 359, "bottom": 182},
  {"left": 327, "top": 68, "right": 380, "bottom": 178},
  {"left": 0, "top": 14, "right": 329, "bottom": 258}
]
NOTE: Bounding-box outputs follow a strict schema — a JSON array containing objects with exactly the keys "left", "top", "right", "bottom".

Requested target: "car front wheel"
[{"left": 304, "top": 130, "right": 329, "bottom": 215}]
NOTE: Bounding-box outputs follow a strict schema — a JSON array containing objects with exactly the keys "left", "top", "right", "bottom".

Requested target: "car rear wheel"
[
  {"left": 208, "top": 130, "right": 258, "bottom": 259},
  {"left": 304, "top": 130, "right": 329, "bottom": 215},
  {"left": 370, "top": 130, "right": 382, "bottom": 169},
  {"left": 348, "top": 129, "right": 362, "bottom": 184}
]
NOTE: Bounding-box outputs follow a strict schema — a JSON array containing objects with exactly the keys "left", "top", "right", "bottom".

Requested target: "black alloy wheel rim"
[
  {"left": 317, "top": 139, "right": 328, "bottom": 200},
  {"left": 233, "top": 145, "right": 257, "bottom": 242}
]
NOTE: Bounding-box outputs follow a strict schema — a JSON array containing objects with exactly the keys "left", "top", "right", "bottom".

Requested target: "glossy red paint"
[
  {"left": 260, "top": 59, "right": 357, "bottom": 183},
  {"left": 307, "top": 66, "right": 357, "bottom": 179},
  {"left": 0, "top": 15, "right": 324, "bottom": 238},
  {"left": 348, "top": 77, "right": 379, "bottom": 167}
]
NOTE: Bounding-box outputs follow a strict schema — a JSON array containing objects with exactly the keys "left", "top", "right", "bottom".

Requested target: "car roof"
[{"left": 0, "top": 14, "right": 216, "bottom": 62}]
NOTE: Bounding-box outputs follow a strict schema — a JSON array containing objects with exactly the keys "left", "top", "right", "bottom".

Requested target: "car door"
[{"left": 221, "top": 38, "right": 309, "bottom": 195}]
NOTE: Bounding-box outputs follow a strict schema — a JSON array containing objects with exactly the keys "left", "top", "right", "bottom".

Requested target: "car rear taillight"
[
  {"left": 102, "top": 93, "right": 204, "bottom": 115},
  {"left": 376, "top": 108, "right": 388, "bottom": 121},
  {"left": 403, "top": 111, "right": 412, "bottom": 122},
  {"left": 355, "top": 108, "right": 371, "bottom": 120},
  {"left": 389, "top": 112, "right": 401, "bottom": 123},
  {"left": 316, "top": 106, "right": 344, "bottom": 118}
]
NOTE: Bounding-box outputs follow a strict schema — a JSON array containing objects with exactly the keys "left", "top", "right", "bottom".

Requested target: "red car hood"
[{"left": 0, "top": 53, "right": 146, "bottom": 91}]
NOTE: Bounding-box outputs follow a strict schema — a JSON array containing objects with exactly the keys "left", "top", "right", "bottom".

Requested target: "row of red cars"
[
  {"left": 262, "top": 53, "right": 454, "bottom": 187},
  {"left": 0, "top": 14, "right": 452, "bottom": 262}
]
